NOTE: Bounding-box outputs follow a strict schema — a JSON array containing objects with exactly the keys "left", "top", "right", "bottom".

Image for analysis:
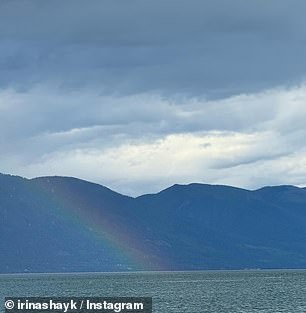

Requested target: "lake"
[{"left": 1, "top": 270, "right": 306, "bottom": 312}]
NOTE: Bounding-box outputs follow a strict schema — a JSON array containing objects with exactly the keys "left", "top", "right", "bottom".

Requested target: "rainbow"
[{"left": 25, "top": 177, "right": 168, "bottom": 271}]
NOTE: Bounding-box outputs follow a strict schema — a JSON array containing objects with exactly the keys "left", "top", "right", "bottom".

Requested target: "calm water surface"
[{"left": 1, "top": 270, "right": 306, "bottom": 313}]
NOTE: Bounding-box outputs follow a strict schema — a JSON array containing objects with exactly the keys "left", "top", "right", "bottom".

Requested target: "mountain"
[{"left": 1, "top": 173, "right": 306, "bottom": 273}]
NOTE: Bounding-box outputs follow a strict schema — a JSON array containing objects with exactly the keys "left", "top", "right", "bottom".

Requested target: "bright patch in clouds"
[{"left": 1, "top": 84, "right": 306, "bottom": 195}]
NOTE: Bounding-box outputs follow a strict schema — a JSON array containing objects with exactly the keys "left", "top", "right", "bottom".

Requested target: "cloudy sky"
[{"left": 1, "top": 0, "right": 306, "bottom": 196}]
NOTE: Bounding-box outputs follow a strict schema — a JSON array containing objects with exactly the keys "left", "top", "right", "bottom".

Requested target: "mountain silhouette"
[{"left": 1, "top": 173, "right": 306, "bottom": 273}]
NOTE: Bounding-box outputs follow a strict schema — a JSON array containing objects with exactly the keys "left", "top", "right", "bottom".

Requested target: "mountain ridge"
[
  {"left": 1, "top": 173, "right": 306, "bottom": 273},
  {"left": 2, "top": 172, "right": 305, "bottom": 197}
]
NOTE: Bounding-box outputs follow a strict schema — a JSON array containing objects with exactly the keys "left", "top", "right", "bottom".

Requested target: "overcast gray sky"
[{"left": 1, "top": 0, "right": 306, "bottom": 196}]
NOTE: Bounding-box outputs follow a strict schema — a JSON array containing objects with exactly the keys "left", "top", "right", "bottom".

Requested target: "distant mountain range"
[{"left": 1, "top": 173, "right": 306, "bottom": 273}]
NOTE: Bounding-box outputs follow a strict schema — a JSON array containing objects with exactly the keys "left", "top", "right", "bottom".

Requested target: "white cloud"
[{"left": 1, "top": 83, "right": 306, "bottom": 195}]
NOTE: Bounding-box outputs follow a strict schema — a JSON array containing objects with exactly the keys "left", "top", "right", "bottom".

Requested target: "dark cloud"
[{"left": 0, "top": 0, "right": 306, "bottom": 96}]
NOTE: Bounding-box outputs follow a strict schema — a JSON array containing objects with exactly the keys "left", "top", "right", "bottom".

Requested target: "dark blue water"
[{"left": 1, "top": 270, "right": 306, "bottom": 312}]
